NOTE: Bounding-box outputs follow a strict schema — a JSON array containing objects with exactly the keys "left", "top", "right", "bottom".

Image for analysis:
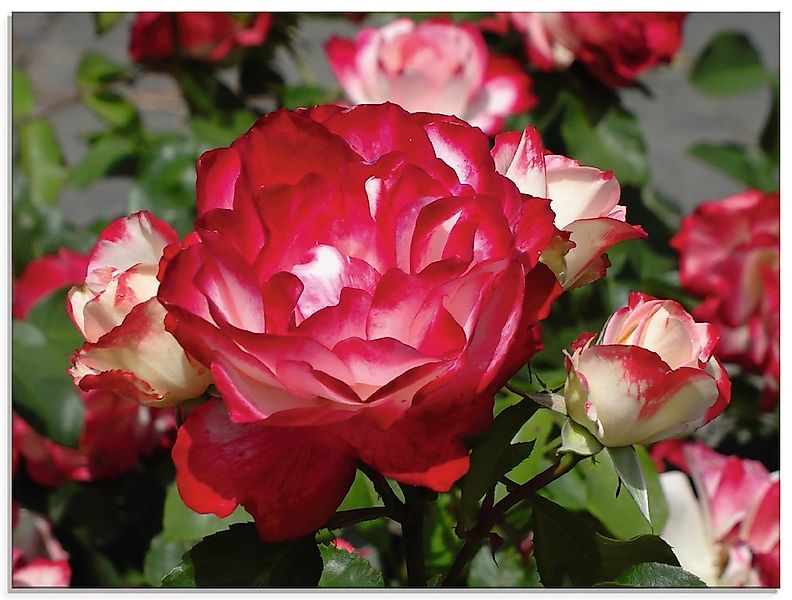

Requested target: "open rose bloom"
[
  {"left": 12, "top": 505, "right": 71, "bottom": 587},
  {"left": 157, "top": 103, "right": 563, "bottom": 540},
  {"left": 671, "top": 190, "right": 780, "bottom": 407},
  {"left": 658, "top": 442, "right": 779, "bottom": 587},
  {"left": 326, "top": 18, "right": 536, "bottom": 134},
  {"left": 491, "top": 126, "right": 646, "bottom": 289},
  {"left": 129, "top": 12, "right": 272, "bottom": 63},
  {"left": 508, "top": 12, "right": 686, "bottom": 87},
  {"left": 68, "top": 212, "right": 212, "bottom": 406},
  {"left": 563, "top": 292, "right": 730, "bottom": 447}
]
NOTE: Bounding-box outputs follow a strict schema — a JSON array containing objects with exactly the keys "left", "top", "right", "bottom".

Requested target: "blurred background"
[{"left": 12, "top": 12, "right": 779, "bottom": 224}]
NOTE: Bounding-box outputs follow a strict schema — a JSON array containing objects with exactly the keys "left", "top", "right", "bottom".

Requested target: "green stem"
[
  {"left": 359, "top": 464, "right": 405, "bottom": 519},
  {"left": 442, "top": 452, "right": 584, "bottom": 587}
]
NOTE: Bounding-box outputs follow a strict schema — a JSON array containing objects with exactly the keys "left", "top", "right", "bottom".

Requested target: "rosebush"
[{"left": 10, "top": 10, "right": 779, "bottom": 590}]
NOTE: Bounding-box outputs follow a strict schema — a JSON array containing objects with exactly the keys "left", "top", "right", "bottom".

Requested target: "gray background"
[{"left": 12, "top": 12, "right": 780, "bottom": 224}]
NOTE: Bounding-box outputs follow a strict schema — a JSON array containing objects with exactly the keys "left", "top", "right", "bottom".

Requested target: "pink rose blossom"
[
  {"left": 12, "top": 505, "right": 71, "bottom": 588},
  {"left": 68, "top": 211, "right": 212, "bottom": 406},
  {"left": 492, "top": 126, "right": 646, "bottom": 289},
  {"left": 158, "top": 103, "right": 563, "bottom": 541},
  {"left": 326, "top": 18, "right": 536, "bottom": 134},
  {"left": 658, "top": 442, "right": 779, "bottom": 587}
]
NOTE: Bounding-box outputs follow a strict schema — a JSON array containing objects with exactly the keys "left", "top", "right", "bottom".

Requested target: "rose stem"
[{"left": 442, "top": 452, "right": 585, "bottom": 587}]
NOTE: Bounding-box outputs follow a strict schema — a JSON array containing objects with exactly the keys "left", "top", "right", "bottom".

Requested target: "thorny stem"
[
  {"left": 441, "top": 452, "right": 585, "bottom": 587},
  {"left": 359, "top": 463, "right": 405, "bottom": 519}
]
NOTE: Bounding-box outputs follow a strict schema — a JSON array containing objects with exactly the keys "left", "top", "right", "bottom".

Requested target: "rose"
[
  {"left": 12, "top": 248, "right": 88, "bottom": 320},
  {"left": 12, "top": 505, "right": 71, "bottom": 587},
  {"left": 13, "top": 397, "right": 174, "bottom": 487},
  {"left": 671, "top": 190, "right": 779, "bottom": 407},
  {"left": 325, "top": 18, "right": 536, "bottom": 134},
  {"left": 158, "top": 103, "right": 563, "bottom": 540},
  {"left": 492, "top": 126, "right": 646, "bottom": 289},
  {"left": 68, "top": 211, "right": 212, "bottom": 406},
  {"left": 11, "top": 250, "right": 177, "bottom": 486},
  {"left": 562, "top": 292, "right": 730, "bottom": 447},
  {"left": 508, "top": 12, "right": 686, "bottom": 87},
  {"left": 129, "top": 12, "right": 272, "bottom": 63},
  {"left": 657, "top": 442, "right": 779, "bottom": 587}
]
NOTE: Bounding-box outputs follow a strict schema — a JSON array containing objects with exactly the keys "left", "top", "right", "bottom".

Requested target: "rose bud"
[
  {"left": 159, "top": 103, "right": 564, "bottom": 541},
  {"left": 492, "top": 126, "right": 645, "bottom": 289},
  {"left": 563, "top": 292, "right": 730, "bottom": 447},
  {"left": 68, "top": 211, "right": 211, "bottom": 406},
  {"left": 129, "top": 12, "right": 272, "bottom": 63},
  {"left": 12, "top": 505, "right": 71, "bottom": 587},
  {"left": 508, "top": 12, "right": 686, "bottom": 87},
  {"left": 326, "top": 18, "right": 536, "bottom": 134}
]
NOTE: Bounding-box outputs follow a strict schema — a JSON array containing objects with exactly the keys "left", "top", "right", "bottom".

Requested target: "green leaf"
[
  {"left": 83, "top": 90, "right": 140, "bottom": 132},
  {"left": 507, "top": 409, "right": 558, "bottom": 484},
  {"left": 19, "top": 119, "right": 68, "bottom": 206},
  {"left": 281, "top": 85, "right": 339, "bottom": 110},
  {"left": 688, "top": 141, "right": 776, "bottom": 191},
  {"left": 318, "top": 545, "right": 384, "bottom": 587},
  {"left": 580, "top": 445, "right": 668, "bottom": 539},
  {"left": 13, "top": 67, "right": 35, "bottom": 120},
  {"left": 460, "top": 399, "right": 538, "bottom": 531},
  {"left": 338, "top": 470, "right": 381, "bottom": 511},
  {"left": 161, "top": 524, "right": 322, "bottom": 588},
  {"left": 530, "top": 493, "right": 600, "bottom": 587},
  {"left": 70, "top": 135, "right": 137, "bottom": 188},
  {"left": 94, "top": 12, "right": 125, "bottom": 35},
  {"left": 598, "top": 562, "right": 706, "bottom": 588},
  {"left": 423, "top": 492, "right": 461, "bottom": 574},
  {"left": 12, "top": 291, "right": 85, "bottom": 448},
  {"left": 161, "top": 482, "right": 251, "bottom": 543},
  {"left": 468, "top": 546, "right": 541, "bottom": 587},
  {"left": 560, "top": 96, "right": 648, "bottom": 186},
  {"left": 189, "top": 110, "right": 256, "bottom": 148},
  {"left": 596, "top": 535, "right": 678, "bottom": 582},
  {"left": 690, "top": 32, "right": 769, "bottom": 96},
  {"left": 77, "top": 52, "right": 131, "bottom": 89},
  {"left": 559, "top": 418, "right": 603, "bottom": 457},
  {"left": 144, "top": 534, "right": 192, "bottom": 586},
  {"left": 760, "top": 76, "right": 780, "bottom": 164},
  {"left": 607, "top": 446, "right": 649, "bottom": 523}
]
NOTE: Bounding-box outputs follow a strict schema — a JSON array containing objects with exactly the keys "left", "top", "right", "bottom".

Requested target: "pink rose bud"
[
  {"left": 564, "top": 292, "right": 730, "bottom": 447},
  {"left": 326, "top": 18, "right": 536, "bottom": 134},
  {"left": 68, "top": 211, "right": 211, "bottom": 406},
  {"left": 12, "top": 505, "right": 71, "bottom": 587},
  {"left": 492, "top": 126, "right": 645, "bottom": 289}
]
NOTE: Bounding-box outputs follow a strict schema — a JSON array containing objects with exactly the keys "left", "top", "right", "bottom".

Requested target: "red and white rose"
[
  {"left": 492, "top": 126, "right": 645, "bottom": 289},
  {"left": 12, "top": 505, "right": 71, "bottom": 588},
  {"left": 508, "top": 12, "right": 686, "bottom": 87},
  {"left": 326, "top": 18, "right": 536, "bottom": 134},
  {"left": 657, "top": 442, "right": 779, "bottom": 587},
  {"left": 563, "top": 292, "right": 730, "bottom": 447},
  {"left": 158, "top": 103, "right": 563, "bottom": 540},
  {"left": 129, "top": 12, "right": 272, "bottom": 63},
  {"left": 68, "top": 211, "right": 212, "bottom": 406},
  {"left": 671, "top": 189, "right": 779, "bottom": 408}
]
